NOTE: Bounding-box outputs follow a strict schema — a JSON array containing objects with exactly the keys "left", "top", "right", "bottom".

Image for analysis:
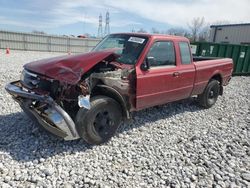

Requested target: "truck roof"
[{"left": 112, "top": 32, "right": 189, "bottom": 41}]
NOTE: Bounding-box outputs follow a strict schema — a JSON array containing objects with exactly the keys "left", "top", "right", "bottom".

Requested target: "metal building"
[{"left": 209, "top": 23, "right": 250, "bottom": 45}]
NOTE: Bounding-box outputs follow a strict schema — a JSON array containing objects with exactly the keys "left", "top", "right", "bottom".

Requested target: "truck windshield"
[{"left": 93, "top": 34, "right": 148, "bottom": 65}]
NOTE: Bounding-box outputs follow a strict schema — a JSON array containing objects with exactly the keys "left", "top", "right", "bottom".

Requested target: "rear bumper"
[{"left": 5, "top": 81, "right": 80, "bottom": 140}]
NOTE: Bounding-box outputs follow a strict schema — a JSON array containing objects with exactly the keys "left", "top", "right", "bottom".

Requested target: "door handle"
[{"left": 173, "top": 72, "right": 180, "bottom": 77}]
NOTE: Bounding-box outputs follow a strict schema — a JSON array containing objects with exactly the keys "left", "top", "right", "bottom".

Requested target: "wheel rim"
[
  {"left": 209, "top": 90, "right": 215, "bottom": 99},
  {"left": 208, "top": 85, "right": 219, "bottom": 104},
  {"left": 93, "top": 110, "right": 114, "bottom": 137}
]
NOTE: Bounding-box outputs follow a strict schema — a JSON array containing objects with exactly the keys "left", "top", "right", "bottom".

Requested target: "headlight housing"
[{"left": 20, "top": 69, "right": 40, "bottom": 89}]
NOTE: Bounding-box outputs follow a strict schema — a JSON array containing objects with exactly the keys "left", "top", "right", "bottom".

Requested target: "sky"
[{"left": 0, "top": 0, "right": 249, "bottom": 36}]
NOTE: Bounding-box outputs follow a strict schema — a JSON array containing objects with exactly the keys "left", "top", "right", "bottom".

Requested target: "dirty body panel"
[{"left": 90, "top": 68, "right": 136, "bottom": 112}]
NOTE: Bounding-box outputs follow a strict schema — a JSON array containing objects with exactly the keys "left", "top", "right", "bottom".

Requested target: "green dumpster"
[
  {"left": 191, "top": 41, "right": 250, "bottom": 75},
  {"left": 225, "top": 45, "right": 233, "bottom": 58},
  {"left": 235, "top": 46, "right": 247, "bottom": 73}
]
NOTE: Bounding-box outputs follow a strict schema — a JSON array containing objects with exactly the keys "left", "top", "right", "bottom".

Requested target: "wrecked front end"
[
  {"left": 5, "top": 69, "right": 85, "bottom": 140},
  {"left": 5, "top": 54, "right": 135, "bottom": 141}
]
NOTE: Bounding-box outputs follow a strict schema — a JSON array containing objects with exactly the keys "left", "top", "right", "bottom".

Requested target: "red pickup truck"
[{"left": 6, "top": 33, "right": 233, "bottom": 144}]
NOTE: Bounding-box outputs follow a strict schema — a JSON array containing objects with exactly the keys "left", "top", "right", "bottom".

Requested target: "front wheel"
[
  {"left": 75, "top": 96, "right": 122, "bottom": 145},
  {"left": 197, "top": 79, "right": 220, "bottom": 109}
]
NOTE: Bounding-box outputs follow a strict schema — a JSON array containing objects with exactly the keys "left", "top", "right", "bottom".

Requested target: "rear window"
[{"left": 179, "top": 42, "right": 191, "bottom": 65}]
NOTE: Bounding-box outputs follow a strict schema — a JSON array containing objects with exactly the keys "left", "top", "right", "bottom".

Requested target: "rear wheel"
[
  {"left": 197, "top": 79, "right": 220, "bottom": 108},
  {"left": 75, "top": 96, "right": 122, "bottom": 145}
]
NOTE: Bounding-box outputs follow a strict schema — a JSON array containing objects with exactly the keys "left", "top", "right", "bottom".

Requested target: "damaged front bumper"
[{"left": 5, "top": 81, "right": 80, "bottom": 140}]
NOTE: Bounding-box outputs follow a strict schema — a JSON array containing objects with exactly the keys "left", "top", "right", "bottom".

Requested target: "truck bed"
[
  {"left": 192, "top": 57, "right": 233, "bottom": 95},
  {"left": 193, "top": 56, "right": 221, "bottom": 62}
]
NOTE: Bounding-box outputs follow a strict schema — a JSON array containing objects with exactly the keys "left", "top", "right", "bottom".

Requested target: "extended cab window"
[
  {"left": 147, "top": 41, "right": 175, "bottom": 67},
  {"left": 179, "top": 42, "right": 192, "bottom": 64}
]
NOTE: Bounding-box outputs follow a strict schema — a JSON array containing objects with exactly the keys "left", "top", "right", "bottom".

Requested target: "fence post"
[
  {"left": 47, "top": 36, "right": 51, "bottom": 52},
  {"left": 23, "top": 34, "right": 27, "bottom": 51},
  {"left": 85, "top": 39, "right": 89, "bottom": 53},
  {"left": 67, "top": 37, "right": 70, "bottom": 53}
]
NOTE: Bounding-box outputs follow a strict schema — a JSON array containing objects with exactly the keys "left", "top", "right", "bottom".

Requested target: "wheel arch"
[
  {"left": 91, "top": 85, "right": 130, "bottom": 119},
  {"left": 209, "top": 73, "right": 223, "bottom": 95}
]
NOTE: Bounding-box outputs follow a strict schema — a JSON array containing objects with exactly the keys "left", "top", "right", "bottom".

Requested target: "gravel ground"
[{"left": 0, "top": 50, "right": 249, "bottom": 188}]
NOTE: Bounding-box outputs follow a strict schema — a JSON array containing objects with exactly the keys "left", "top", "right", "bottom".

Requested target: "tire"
[
  {"left": 197, "top": 79, "right": 220, "bottom": 109},
  {"left": 75, "top": 96, "right": 122, "bottom": 145}
]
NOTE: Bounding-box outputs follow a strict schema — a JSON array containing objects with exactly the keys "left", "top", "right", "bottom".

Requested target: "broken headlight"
[{"left": 20, "top": 69, "right": 40, "bottom": 89}]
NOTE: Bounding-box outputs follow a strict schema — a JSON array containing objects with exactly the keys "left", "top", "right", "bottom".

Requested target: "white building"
[{"left": 209, "top": 23, "right": 250, "bottom": 45}]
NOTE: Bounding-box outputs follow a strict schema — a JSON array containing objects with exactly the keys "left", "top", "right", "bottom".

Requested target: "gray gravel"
[{"left": 0, "top": 50, "right": 249, "bottom": 188}]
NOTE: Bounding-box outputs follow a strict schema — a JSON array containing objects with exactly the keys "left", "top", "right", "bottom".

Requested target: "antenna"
[
  {"left": 97, "top": 14, "right": 103, "bottom": 38},
  {"left": 104, "top": 11, "right": 110, "bottom": 36}
]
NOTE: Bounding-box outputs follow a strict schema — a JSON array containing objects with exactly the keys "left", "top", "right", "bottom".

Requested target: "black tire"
[
  {"left": 197, "top": 79, "right": 220, "bottom": 108},
  {"left": 75, "top": 96, "right": 122, "bottom": 145}
]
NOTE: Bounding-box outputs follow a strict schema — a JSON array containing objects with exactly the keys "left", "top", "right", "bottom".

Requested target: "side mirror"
[{"left": 141, "top": 57, "right": 154, "bottom": 71}]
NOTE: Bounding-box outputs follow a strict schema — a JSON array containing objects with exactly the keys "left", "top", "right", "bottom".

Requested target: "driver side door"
[{"left": 136, "top": 40, "right": 183, "bottom": 110}]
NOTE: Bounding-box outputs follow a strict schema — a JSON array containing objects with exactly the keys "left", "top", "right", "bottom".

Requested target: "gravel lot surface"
[{"left": 0, "top": 50, "right": 249, "bottom": 188}]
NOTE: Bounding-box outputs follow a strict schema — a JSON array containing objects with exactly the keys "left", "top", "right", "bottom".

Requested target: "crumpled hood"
[{"left": 24, "top": 50, "right": 118, "bottom": 84}]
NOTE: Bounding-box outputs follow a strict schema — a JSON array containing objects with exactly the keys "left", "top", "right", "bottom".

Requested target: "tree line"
[{"left": 133, "top": 17, "right": 230, "bottom": 42}]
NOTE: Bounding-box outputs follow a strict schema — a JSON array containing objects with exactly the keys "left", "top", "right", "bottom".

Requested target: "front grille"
[{"left": 20, "top": 69, "right": 40, "bottom": 89}]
